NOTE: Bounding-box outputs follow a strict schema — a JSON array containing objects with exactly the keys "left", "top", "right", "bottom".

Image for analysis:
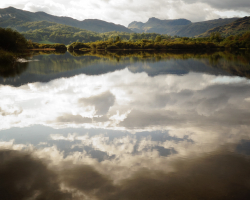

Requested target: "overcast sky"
[{"left": 0, "top": 0, "right": 250, "bottom": 26}]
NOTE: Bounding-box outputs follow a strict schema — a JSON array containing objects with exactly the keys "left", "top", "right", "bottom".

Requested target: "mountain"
[
  {"left": 128, "top": 17, "right": 238, "bottom": 37},
  {"left": 0, "top": 7, "right": 133, "bottom": 33},
  {"left": 174, "top": 18, "right": 238, "bottom": 37},
  {"left": 198, "top": 16, "right": 250, "bottom": 37},
  {"left": 128, "top": 17, "right": 191, "bottom": 35}
]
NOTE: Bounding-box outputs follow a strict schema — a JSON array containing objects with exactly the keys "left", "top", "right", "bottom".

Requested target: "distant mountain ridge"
[
  {"left": 128, "top": 17, "right": 239, "bottom": 37},
  {"left": 0, "top": 7, "right": 133, "bottom": 33},
  {"left": 129, "top": 17, "right": 191, "bottom": 35},
  {"left": 174, "top": 18, "right": 239, "bottom": 37},
  {"left": 198, "top": 17, "right": 250, "bottom": 37}
]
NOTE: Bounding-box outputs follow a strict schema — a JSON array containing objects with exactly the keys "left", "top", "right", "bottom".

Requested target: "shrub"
[{"left": 68, "top": 42, "right": 90, "bottom": 50}]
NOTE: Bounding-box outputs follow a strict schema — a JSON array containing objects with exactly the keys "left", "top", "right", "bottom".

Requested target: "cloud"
[
  {"left": 1, "top": 0, "right": 250, "bottom": 26},
  {"left": 119, "top": 109, "right": 185, "bottom": 128},
  {"left": 103, "top": 150, "right": 250, "bottom": 200},
  {"left": 1, "top": 148, "right": 250, "bottom": 200},
  {"left": 56, "top": 114, "right": 92, "bottom": 124},
  {"left": 186, "top": 0, "right": 250, "bottom": 11},
  {"left": 0, "top": 107, "right": 22, "bottom": 116},
  {"left": 79, "top": 91, "right": 115, "bottom": 115},
  {"left": 61, "top": 165, "right": 116, "bottom": 199},
  {"left": 1, "top": 67, "right": 250, "bottom": 135},
  {"left": 0, "top": 150, "right": 72, "bottom": 200}
]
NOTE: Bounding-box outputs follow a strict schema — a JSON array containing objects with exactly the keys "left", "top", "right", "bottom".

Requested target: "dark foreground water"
[{"left": 0, "top": 50, "right": 250, "bottom": 200}]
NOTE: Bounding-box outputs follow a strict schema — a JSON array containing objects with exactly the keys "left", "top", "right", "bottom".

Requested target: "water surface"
[{"left": 0, "top": 50, "right": 250, "bottom": 200}]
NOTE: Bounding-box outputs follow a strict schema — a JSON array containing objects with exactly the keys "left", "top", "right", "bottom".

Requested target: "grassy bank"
[
  {"left": 28, "top": 42, "right": 67, "bottom": 51},
  {"left": 68, "top": 41, "right": 221, "bottom": 51}
]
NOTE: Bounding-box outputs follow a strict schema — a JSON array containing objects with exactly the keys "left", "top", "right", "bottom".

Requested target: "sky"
[{"left": 0, "top": 0, "right": 250, "bottom": 26}]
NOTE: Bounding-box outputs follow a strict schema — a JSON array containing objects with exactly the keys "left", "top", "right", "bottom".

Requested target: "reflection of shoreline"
[
  {"left": 1, "top": 50, "right": 250, "bottom": 86},
  {"left": 0, "top": 61, "right": 29, "bottom": 78}
]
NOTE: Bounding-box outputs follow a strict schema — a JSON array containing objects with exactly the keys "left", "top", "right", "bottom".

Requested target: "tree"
[
  {"left": 155, "top": 35, "right": 162, "bottom": 42},
  {"left": 0, "top": 28, "right": 28, "bottom": 52},
  {"left": 115, "top": 36, "right": 121, "bottom": 43},
  {"left": 210, "top": 32, "right": 223, "bottom": 42}
]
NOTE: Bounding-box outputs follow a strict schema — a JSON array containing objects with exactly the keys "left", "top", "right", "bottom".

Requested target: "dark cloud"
[
  {"left": 63, "top": 149, "right": 250, "bottom": 200},
  {"left": 56, "top": 114, "right": 92, "bottom": 124},
  {"left": 0, "top": 107, "right": 22, "bottom": 116},
  {"left": 105, "top": 151, "right": 250, "bottom": 200},
  {"left": 119, "top": 109, "right": 185, "bottom": 128},
  {"left": 79, "top": 91, "right": 115, "bottom": 115},
  {"left": 1, "top": 148, "right": 250, "bottom": 200},
  {"left": 61, "top": 165, "right": 116, "bottom": 199},
  {"left": 93, "top": 115, "right": 109, "bottom": 122},
  {"left": 0, "top": 150, "right": 72, "bottom": 200},
  {"left": 236, "top": 140, "right": 250, "bottom": 155},
  {"left": 186, "top": 0, "right": 250, "bottom": 11}
]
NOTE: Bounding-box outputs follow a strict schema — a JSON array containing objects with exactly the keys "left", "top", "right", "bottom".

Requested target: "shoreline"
[{"left": 29, "top": 48, "right": 56, "bottom": 50}]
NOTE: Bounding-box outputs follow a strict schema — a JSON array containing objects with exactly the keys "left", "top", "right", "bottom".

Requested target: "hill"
[
  {"left": 0, "top": 7, "right": 133, "bottom": 33},
  {"left": 198, "top": 17, "right": 250, "bottom": 37},
  {"left": 18, "top": 21, "right": 102, "bottom": 44},
  {"left": 128, "top": 17, "right": 238, "bottom": 37},
  {"left": 9, "top": 20, "right": 165, "bottom": 44},
  {"left": 2, "top": 20, "right": 166, "bottom": 44}
]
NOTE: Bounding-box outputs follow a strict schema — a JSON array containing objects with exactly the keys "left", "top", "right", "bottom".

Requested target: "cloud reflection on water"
[
  {"left": 0, "top": 147, "right": 250, "bottom": 200},
  {"left": 0, "top": 62, "right": 250, "bottom": 199},
  {"left": 0, "top": 68, "right": 249, "bottom": 131}
]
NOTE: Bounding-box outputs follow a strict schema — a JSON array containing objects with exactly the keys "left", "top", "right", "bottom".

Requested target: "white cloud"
[
  {"left": 0, "top": 0, "right": 249, "bottom": 26},
  {"left": 0, "top": 68, "right": 250, "bottom": 133}
]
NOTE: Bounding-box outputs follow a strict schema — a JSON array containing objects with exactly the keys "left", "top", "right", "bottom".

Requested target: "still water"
[{"left": 0, "top": 50, "right": 250, "bottom": 200}]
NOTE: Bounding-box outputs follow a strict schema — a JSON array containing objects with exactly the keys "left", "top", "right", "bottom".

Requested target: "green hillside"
[
  {"left": 19, "top": 21, "right": 102, "bottom": 44},
  {"left": 198, "top": 17, "right": 250, "bottom": 37},
  {"left": 3, "top": 20, "right": 165, "bottom": 44},
  {"left": 128, "top": 17, "right": 238, "bottom": 37},
  {"left": 0, "top": 7, "right": 133, "bottom": 33}
]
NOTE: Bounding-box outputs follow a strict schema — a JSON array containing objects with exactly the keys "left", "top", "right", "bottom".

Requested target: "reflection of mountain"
[{"left": 1, "top": 51, "right": 250, "bottom": 86}]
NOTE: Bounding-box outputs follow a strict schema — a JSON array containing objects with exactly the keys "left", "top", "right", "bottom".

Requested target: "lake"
[{"left": 0, "top": 50, "right": 250, "bottom": 200}]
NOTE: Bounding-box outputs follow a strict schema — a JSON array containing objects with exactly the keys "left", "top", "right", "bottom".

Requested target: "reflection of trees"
[
  {"left": 205, "top": 51, "right": 250, "bottom": 79},
  {"left": 68, "top": 49, "right": 217, "bottom": 62},
  {"left": 68, "top": 50, "right": 250, "bottom": 79},
  {"left": 0, "top": 62, "right": 29, "bottom": 78},
  {"left": 0, "top": 50, "right": 67, "bottom": 78},
  {"left": 3, "top": 50, "right": 250, "bottom": 79},
  {"left": 31, "top": 50, "right": 67, "bottom": 56}
]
